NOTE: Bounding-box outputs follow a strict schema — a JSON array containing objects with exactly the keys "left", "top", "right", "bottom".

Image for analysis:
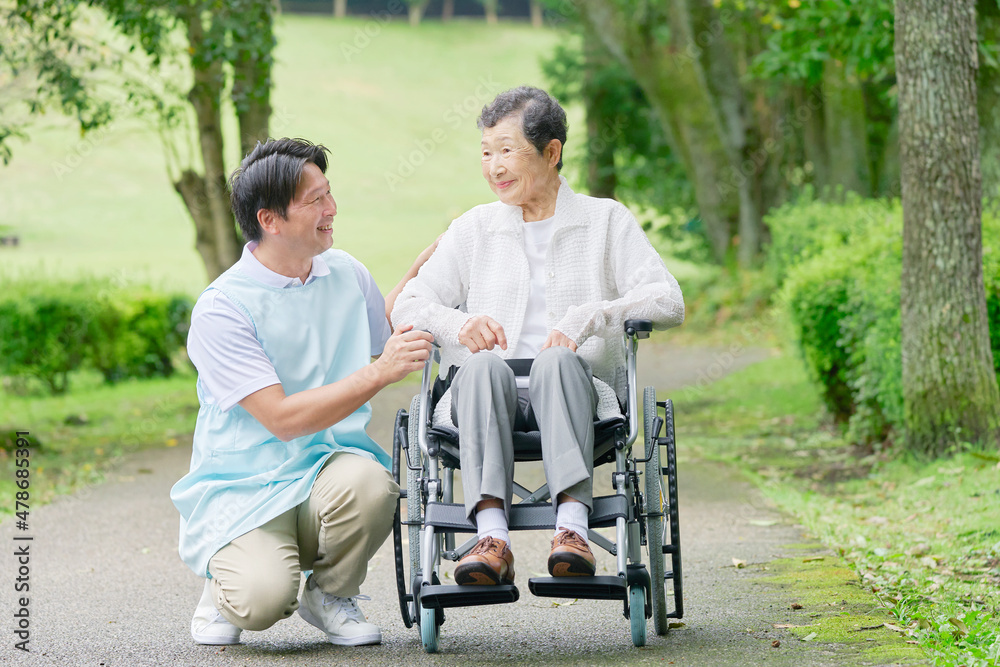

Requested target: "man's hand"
[
  {"left": 458, "top": 315, "right": 508, "bottom": 353},
  {"left": 541, "top": 329, "right": 577, "bottom": 352},
  {"left": 375, "top": 325, "right": 435, "bottom": 383}
]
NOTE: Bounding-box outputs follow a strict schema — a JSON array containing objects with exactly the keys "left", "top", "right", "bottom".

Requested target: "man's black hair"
[
  {"left": 477, "top": 86, "right": 567, "bottom": 171},
  {"left": 228, "top": 138, "right": 331, "bottom": 242}
]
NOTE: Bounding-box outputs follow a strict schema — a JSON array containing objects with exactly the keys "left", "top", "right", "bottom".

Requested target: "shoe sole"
[
  {"left": 548, "top": 554, "right": 596, "bottom": 577},
  {"left": 191, "top": 629, "right": 241, "bottom": 646},
  {"left": 454, "top": 563, "right": 514, "bottom": 586},
  {"left": 298, "top": 603, "right": 382, "bottom": 646}
]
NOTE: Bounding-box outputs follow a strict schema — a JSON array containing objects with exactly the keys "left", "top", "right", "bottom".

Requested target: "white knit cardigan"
[{"left": 391, "top": 176, "right": 685, "bottom": 424}]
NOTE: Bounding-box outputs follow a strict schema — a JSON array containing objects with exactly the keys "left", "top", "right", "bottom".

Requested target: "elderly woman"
[{"left": 391, "top": 86, "right": 684, "bottom": 585}]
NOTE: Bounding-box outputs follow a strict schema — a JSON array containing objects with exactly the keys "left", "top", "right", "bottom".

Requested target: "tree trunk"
[
  {"left": 978, "top": 0, "right": 1000, "bottom": 195},
  {"left": 408, "top": 1, "right": 426, "bottom": 26},
  {"left": 181, "top": 5, "right": 242, "bottom": 282},
  {"left": 896, "top": 0, "right": 1000, "bottom": 454},
  {"left": 441, "top": 0, "right": 454, "bottom": 22},
  {"left": 334, "top": 0, "right": 347, "bottom": 18},
  {"left": 683, "top": 0, "right": 763, "bottom": 265},
  {"left": 582, "top": 26, "right": 616, "bottom": 199},
  {"left": 483, "top": 0, "right": 498, "bottom": 24},
  {"left": 796, "top": 84, "right": 830, "bottom": 191},
  {"left": 822, "top": 58, "right": 872, "bottom": 196},
  {"left": 575, "top": 0, "right": 762, "bottom": 266},
  {"left": 529, "top": 0, "right": 543, "bottom": 28},
  {"left": 232, "top": 0, "right": 273, "bottom": 160}
]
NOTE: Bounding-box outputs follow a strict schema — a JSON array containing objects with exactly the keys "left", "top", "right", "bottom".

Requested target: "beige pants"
[{"left": 206, "top": 452, "right": 399, "bottom": 631}]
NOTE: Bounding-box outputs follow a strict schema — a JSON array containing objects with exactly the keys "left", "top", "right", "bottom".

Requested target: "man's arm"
[
  {"left": 239, "top": 326, "right": 434, "bottom": 442},
  {"left": 384, "top": 234, "right": 442, "bottom": 324},
  {"left": 390, "top": 223, "right": 476, "bottom": 344}
]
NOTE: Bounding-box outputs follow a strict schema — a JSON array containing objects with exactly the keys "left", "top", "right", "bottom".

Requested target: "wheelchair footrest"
[
  {"left": 528, "top": 576, "right": 627, "bottom": 601},
  {"left": 419, "top": 584, "right": 519, "bottom": 609}
]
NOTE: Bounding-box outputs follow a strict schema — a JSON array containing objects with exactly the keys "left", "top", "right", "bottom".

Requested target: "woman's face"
[{"left": 480, "top": 115, "right": 558, "bottom": 210}]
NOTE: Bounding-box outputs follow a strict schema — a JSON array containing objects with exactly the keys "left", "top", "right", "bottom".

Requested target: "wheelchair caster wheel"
[
  {"left": 420, "top": 604, "right": 439, "bottom": 653},
  {"left": 629, "top": 585, "right": 647, "bottom": 647}
]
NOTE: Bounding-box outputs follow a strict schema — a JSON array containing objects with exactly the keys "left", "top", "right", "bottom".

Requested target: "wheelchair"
[{"left": 390, "top": 319, "right": 683, "bottom": 652}]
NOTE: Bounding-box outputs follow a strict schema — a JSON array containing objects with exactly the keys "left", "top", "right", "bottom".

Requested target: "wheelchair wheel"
[
  {"left": 407, "top": 395, "right": 425, "bottom": 615},
  {"left": 629, "top": 585, "right": 648, "bottom": 647},
  {"left": 392, "top": 408, "right": 415, "bottom": 628},
  {"left": 420, "top": 604, "right": 440, "bottom": 653},
  {"left": 643, "top": 386, "right": 670, "bottom": 635}
]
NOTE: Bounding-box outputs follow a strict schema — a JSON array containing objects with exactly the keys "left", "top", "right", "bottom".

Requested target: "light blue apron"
[{"left": 170, "top": 249, "right": 390, "bottom": 577}]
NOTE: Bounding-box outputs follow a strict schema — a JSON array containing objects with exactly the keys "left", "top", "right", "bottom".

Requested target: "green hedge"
[
  {"left": 777, "top": 197, "right": 999, "bottom": 444},
  {"left": 0, "top": 280, "right": 193, "bottom": 394}
]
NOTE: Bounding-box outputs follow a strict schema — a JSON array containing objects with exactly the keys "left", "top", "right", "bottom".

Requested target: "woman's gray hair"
[{"left": 478, "top": 86, "right": 567, "bottom": 171}]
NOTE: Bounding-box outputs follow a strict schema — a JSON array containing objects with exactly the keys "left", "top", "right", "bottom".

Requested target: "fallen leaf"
[
  {"left": 883, "top": 623, "right": 906, "bottom": 633},
  {"left": 732, "top": 558, "right": 747, "bottom": 568},
  {"left": 749, "top": 519, "right": 778, "bottom": 527},
  {"left": 801, "top": 631, "right": 818, "bottom": 641},
  {"left": 771, "top": 640, "right": 780, "bottom": 648},
  {"left": 791, "top": 602, "right": 803, "bottom": 610},
  {"left": 772, "top": 624, "right": 804, "bottom": 629},
  {"left": 948, "top": 617, "right": 968, "bottom": 636},
  {"left": 914, "top": 476, "right": 936, "bottom": 487},
  {"left": 803, "top": 556, "right": 825, "bottom": 563},
  {"left": 668, "top": 622, "right": 686, "bottom": 629}
]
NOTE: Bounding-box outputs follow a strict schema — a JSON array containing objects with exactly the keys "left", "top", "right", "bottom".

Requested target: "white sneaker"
[
  {"left": 298, "top": 577, "right": 381, "bottom": 646},
  {"left": 191, "top": 580, "right": 242, "bottom": 645}
]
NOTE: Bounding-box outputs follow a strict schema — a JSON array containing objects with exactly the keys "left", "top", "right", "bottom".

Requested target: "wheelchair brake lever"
[{"left": 635, "top": 416, "right": 664, "bottom": 463}]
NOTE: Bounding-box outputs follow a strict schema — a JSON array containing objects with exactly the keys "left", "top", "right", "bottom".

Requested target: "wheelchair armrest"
[{"left": 624, "top": 319, "right": 653, "bottom": 339}]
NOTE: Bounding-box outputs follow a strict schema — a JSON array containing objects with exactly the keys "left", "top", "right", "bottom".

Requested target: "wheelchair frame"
[{"left": 390, "top": 319, "right": 683, "bottom": 652}]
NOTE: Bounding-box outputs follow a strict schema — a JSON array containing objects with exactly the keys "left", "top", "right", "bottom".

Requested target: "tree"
[
  {"left": 895, "top": 0, "right": 1000, "bottom": 454},
  {"left": 3, "top": 0, "right": 274, "bottom": 282},
  {"left": 404, "top": 0, "right": 429, "bottom": 25},
  {"left": 572, "top": 0, "right": 762, "bottom": 266}
]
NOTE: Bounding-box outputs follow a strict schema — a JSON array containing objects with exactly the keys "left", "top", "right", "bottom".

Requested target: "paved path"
[{"left": 0, "top": 343, "right": 897, "bottom": 666}]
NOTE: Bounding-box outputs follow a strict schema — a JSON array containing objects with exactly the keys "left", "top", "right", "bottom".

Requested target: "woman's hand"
[
  {"left": 541, "top": 329, "right": 577, "bottom": 352},
  {"left": 458, "top": 315, "right": 508, "bottom": 353}
]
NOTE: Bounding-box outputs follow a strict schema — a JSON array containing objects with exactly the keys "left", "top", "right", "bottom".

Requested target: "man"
[{"left": 171, "top": 138, "right": 434, "bottom": 647}]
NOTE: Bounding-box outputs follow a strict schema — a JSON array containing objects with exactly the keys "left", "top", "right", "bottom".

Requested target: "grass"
[
  {"left": 673, "top": 339, "right": 1000, "bottom": 666},
  {"left": 0, "top": 16, "right": 580, "bottom": 295},
  {"left": 0, "top": 369, "right": 198, "bottom": 510},
  {"left": 754, "top": 556, "right": 926, "bottom": 664}
]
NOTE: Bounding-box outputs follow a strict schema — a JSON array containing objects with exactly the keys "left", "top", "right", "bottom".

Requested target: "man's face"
[{"left": 277, "top": 161, "right": 337, "bottom": 258}]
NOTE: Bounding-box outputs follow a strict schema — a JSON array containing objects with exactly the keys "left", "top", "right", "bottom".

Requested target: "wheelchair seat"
[{"left": 426, "top": 417, "right": 626, "bottom": 468}]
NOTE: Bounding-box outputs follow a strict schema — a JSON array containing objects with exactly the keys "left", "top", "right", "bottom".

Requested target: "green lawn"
[{"left": 0, "top": 16, "right": 581, "bottom": 295}]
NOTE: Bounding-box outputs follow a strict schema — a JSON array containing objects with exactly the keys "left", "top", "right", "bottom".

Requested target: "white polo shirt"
[{"left": 186, "top": 242, "right": 393, "bottom": 412}]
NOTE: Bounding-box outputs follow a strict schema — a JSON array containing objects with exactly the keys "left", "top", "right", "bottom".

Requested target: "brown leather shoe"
[
  {"left": 548, "top": 529, "right": 596, "bottom": 577},
  {"left": 454, "top": 536, "right": 515, "bottom": 586}
]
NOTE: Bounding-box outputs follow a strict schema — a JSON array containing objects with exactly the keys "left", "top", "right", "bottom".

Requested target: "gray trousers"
[{"left": 450, "top": 346, "right": 598, "bottom": 520}]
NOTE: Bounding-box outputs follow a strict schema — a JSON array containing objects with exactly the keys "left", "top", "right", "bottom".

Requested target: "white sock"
[
  {"left": 475, "top": 506, "right": 509, "bottom": 544},
  {"left": 555, "top": 501, "right": 589, "bottom": 544}
]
